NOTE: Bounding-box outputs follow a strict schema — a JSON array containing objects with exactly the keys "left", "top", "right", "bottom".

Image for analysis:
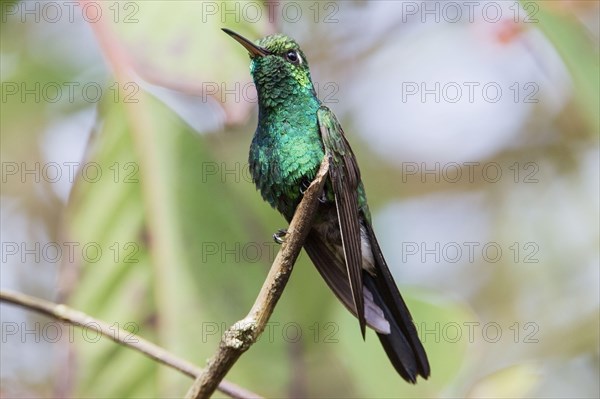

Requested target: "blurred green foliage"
[{"left": 1, "top": 1, "right": 598, "bottom": 398}]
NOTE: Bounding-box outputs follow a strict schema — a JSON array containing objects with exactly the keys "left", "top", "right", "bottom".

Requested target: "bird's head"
[{"left": 223, "top": 29, "right": 315, "bottom": 104}]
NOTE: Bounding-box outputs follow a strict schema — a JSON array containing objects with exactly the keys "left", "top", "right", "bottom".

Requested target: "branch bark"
[
  {"left": 185, "top": 157, "right": 330, "bottom": 399},
  {"left": 0, "top": 290, "right": 261, "bottom": 399}
]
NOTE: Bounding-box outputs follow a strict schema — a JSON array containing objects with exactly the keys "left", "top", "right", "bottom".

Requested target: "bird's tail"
[
  {"left": 304, "top": 225, "right": 430, "bottom": 382},
  {"left": 363, "top": 273, "right": 430, "bottom": 382},
  {"left": 363, "top": 223, "right": 430, "bottom": 382}
]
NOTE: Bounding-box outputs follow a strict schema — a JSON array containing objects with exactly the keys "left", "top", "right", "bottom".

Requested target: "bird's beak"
[{"left": 222, "top": 28, "right": 270, "bottom": 58}]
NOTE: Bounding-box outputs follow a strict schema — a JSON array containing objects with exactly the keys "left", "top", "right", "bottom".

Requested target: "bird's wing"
[{"left": 317, "top": 105, "right": 366, "bottom": 336}]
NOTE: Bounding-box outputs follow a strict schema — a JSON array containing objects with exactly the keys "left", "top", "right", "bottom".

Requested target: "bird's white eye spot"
[{"left": 285, "top": 50, "right": 301, "bottom": 65}]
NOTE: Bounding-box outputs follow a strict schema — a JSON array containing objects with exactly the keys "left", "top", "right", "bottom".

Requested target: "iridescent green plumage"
[
  {"left": 246, "top": 34, "right": 325, "bottom": 219},
  {"left": 223, "top": 29, "right": 430, "bottom": 383}
]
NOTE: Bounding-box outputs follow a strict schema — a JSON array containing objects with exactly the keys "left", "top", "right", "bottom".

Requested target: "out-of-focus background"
[{"left": 1, "top": 1, "right": 598, "bottom": 397}]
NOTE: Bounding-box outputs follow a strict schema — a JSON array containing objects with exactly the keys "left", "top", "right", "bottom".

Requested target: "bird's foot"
[
  {"left": 318, "top": 189, "right": 327, "bottom": 203},
  {"left": 273, "top": 228, "right": 288, "bottom": 244},
  {"left": 300, "top": 178, "right": 327, "bottom": 203},
  {"left": 299, "top": 178, "right": 311, "bottom": 195}
]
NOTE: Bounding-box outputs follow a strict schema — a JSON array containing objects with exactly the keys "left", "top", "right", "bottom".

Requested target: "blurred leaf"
[
  {"left": 99, "top": 1, "right": 272, "bottom": 123},
  {"left": 65, "top": 85, "right": 275, "bottom": 396},
  {"left": 534, "top": 1, "right": 600, "bottom": 134}
]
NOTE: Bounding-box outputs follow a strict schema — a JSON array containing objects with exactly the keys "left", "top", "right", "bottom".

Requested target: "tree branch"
[
  {"left": 185, "top": 157, "right": 330, "bottom": 399},
  {"left": 0, "top": 290, "right": 261, "bottom": 399}
]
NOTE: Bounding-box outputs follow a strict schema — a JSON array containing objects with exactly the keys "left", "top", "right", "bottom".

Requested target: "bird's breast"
[{"left": 250, "top": 118, "right": 324, "bottom": 218}]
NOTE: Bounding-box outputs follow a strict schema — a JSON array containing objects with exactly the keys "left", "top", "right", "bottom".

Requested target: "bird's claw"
[
  {"left": 273, "top": 228, "right": 288, "bottom": 244},
  {"left": 300, "top": 178, "right": 327, "bottom": 203},
  {"left": 299, "top": 179, "right": 311, "bottom": 195},
  {"left": 318, "top": 190, "right": 327, "bottom": 203}
]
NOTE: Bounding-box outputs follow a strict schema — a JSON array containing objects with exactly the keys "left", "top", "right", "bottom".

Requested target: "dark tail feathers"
[
  {"left": 363, "top": 275, "right": 430, "bottom": 382},
  {"left": 363, "top": 223, "right": 430, "bottom": 382}
]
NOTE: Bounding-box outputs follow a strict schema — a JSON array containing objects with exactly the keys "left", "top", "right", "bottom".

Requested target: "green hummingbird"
[{"left": 223, "top": 28, "right": 430, "bottom": 383}]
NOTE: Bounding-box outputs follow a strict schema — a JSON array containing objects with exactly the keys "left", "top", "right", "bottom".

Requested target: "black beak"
[{"left": 222, "top": 28, "right": 270, "bottom": 58}]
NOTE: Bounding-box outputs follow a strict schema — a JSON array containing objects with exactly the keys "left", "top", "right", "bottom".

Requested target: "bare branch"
[
  {"left": 0, "top": 290, "right": 262, "bottom": 399},
  {"left": 185, "top": 156, "right": 330, "bottom": 399}
]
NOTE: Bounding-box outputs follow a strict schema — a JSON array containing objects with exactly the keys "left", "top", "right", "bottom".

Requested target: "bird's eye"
[{"left": 285, "top": 50, "right": 300, "bottom": 64}]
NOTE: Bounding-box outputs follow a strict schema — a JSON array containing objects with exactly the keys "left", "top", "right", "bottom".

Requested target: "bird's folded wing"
[{"left": 317, "top": 106, "right": 366, "bottom": 336}]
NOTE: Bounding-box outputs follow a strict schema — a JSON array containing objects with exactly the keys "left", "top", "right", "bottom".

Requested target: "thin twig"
[
  {"left": 185, "top": 157, "right": 330, "bottom": 399},
  {"left": 0, "top": 290, "right": 262, "bottom": 399}
]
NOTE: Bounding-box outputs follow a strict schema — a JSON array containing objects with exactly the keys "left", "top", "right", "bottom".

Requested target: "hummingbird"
[{"left": 223, "top": 28, "right": 430, "bottom": 383}]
